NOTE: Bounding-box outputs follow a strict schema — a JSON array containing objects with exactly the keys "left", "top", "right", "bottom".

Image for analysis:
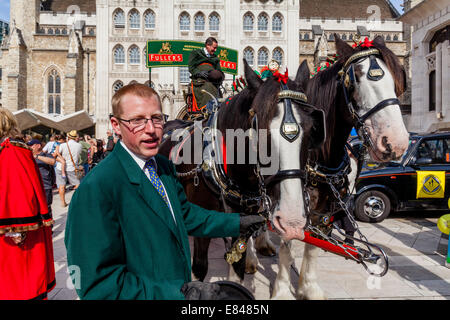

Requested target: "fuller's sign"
[{"left": 146, "top": 40, "right": 238, "bottom": 75}]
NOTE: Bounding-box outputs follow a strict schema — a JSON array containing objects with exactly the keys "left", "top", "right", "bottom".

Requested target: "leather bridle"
[{"left": 338, "top": 48, "right": 400, "bottom": 152}]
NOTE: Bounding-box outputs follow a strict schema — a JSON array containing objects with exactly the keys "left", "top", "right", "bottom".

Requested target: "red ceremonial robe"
[{"left": 0, "top": 138, "right": 55, "bottom": 300}]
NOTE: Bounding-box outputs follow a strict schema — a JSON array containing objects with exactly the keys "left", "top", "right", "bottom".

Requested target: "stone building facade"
[
  {"left": 400, "top": 0, "right": 450, "bottom": 133},
  {"left": 2, "top": 0, "right": 413, "bottom": 137},
  {"left": 95, "top": 0, "right": 300, "bottom": 138},
  {"left": 0, "top": 0, "right": 96, "bottom": 135}
]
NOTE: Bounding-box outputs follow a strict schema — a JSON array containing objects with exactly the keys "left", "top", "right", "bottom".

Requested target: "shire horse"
[
  {"left": 270, "top": 35, "right": 410, "bottom": 299},
  {"left": 159, "top": 60, "right": 325, "bottom": 282}
]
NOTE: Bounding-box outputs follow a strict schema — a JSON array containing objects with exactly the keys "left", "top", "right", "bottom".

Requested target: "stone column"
[
  {"left": 95, "top": 0, "right": 110, "bottom": 139},
  {"left": 436, "top": 42, "right": 442, "bottom": 119},
  {"left": 442, "top": 40, "right": 449, "bottom": 119},
  {"left": 286, "top": 0, "right": 300, "bottom": 74}
]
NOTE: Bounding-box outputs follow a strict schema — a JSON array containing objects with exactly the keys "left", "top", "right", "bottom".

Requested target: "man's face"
[
  {"left": 31, "top": 143, "right": 42, "bottom": 154},
  {"left": 205, "top": 42, "right": 218, "bottom": 56},
  {"left": 111, "top": 94, "right": 163, "bottom": 160}
]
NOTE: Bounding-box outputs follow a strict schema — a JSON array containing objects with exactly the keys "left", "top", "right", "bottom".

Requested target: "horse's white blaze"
[
  {"left": 355, "top": 58, "right": 408, "bottom": 160},
  {"left": 270, "top": 102, "right": 306, "bottom": 241}
]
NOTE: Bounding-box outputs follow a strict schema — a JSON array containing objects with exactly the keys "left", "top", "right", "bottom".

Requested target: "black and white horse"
[{"left": 270, "top": 35, "right": 409, "bottom": 299}]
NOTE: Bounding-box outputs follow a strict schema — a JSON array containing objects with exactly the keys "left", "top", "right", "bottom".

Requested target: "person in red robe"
[{"left": 0, "top": 108, "right": 55, "bottom": 300}]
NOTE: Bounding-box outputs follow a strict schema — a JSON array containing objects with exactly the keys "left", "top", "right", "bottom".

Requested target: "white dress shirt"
[{"left": 120, "top": 141, "right": 177, "bottom": 224}]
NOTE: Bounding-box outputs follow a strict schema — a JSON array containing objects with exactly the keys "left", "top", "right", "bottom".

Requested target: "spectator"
[
  {"left": 91, "top": 139, "right": 105, "bottom": 168},
  {"left": 0, "top": 107, "right": 55, "bottom": 300},
  {"left": 28, "top": 139, "right": 56, "bottom": 214},
  {"left": 42, "top": 134, "right": 56, "bottom": 154},
  {"left": 54, "top": 130, "right": 82, "bottom": 207},
  {"left": 78, "top": 135, "right": 92, "bottom": 176},
  {"left": 105, "top": 129, "right": 115, "bottom": 157}
]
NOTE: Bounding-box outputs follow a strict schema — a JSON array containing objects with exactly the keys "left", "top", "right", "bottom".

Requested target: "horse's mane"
[
  {"left": 217, "top": 87, "right": 255, "bottom": 132},
  {"left": 306, "top": 37, "right": 407, "bottom": 163}
]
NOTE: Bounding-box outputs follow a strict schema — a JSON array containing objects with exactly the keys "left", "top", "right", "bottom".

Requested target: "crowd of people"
[{"left": 23, "top": 130, "right": 116, "bottom": 207}]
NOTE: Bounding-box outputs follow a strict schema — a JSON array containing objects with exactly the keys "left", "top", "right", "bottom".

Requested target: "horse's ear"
[
  {"left": 334, "top": 33, "right": 353, "bottom": 57},
  {"left": 244, "top": 58, "right": 263, "bottom": 92},
  {"left": 373, "top": 35, "right": 386, "bottom": 48},
  {"left": 396, "top": 65, "right": 407, "bottom": 97},
  {"left": 295, "top": 60, "right": 310, "bottom": 91}
]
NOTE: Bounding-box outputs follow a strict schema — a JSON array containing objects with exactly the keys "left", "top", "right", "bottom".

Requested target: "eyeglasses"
[{"left": 116, "top": 114, "right": 169, "bottom": 130}]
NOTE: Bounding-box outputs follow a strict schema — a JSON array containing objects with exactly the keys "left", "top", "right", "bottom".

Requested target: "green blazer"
[
  {"left": 188, "top": 48, "right": 221, "bottom": 77},
  {"left": 64, "top": 142, "right": 240, "bottom": 300}
]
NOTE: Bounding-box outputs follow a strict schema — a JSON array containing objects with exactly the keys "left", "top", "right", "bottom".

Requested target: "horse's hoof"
[{"left": 296, "top": 285, "right": 327, "bottom": 300}]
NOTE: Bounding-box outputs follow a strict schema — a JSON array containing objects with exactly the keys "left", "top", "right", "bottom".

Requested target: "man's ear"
[{"left": 110, "top": 117, "right": 122, "bottom": 138}]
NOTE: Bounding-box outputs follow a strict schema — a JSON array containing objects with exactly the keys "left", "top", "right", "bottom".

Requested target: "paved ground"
[{"left": 49, "top": 189, "right": 450, "bottom": 300}]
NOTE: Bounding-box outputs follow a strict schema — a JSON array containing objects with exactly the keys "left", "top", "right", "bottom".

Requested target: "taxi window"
[{"left": 416, "top": 138, "right": 446, "bottom": 165}]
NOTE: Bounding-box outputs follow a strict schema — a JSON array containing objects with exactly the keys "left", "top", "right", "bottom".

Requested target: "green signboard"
[{"left": 146, "top": 40, "right": 238, "bottom": 75}]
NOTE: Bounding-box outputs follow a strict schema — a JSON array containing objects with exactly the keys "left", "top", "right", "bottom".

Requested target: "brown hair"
[
  {"left": 111, "top": 83, "right": 162, "bottom": 117},
  {"left": 205, "top": 37, "right": 218, "bottom": 46},
  {"left": 0, "top": 107, "right": 21, "bottom": 140}
]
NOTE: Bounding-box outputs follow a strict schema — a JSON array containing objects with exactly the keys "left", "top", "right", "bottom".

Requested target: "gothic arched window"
[
  {"left": 272, "top": 13, "right": 283, "bottom": 32},
  {"left": 258, "top": 13, "right": 268, "bottom": 31},
  {"left": 113, "top": 9, "right": 125, "bottom": 28},
  {"left": 114, "top": 45, "right": 125, "bottom": 64},
  {"left": 179, "top": 12, "right": 190, "bottom": 31},
  {"left": 48, "top": 69, "right": 61, "bottom": 114},
  {"left": 113, "top": 80, "right": 124, "bottom": 93},
  {"left": 129, "top": 9, "right": 140, "bottom": 29},
  {"left": 273, "top": 48, "right": 283, "bottom": 64},
  {"left": 243, "top": 47, "right": 254, "bottom": 66},
  {"left": 144, "top": 10, "right": 155, "bottom": 29},
  {"left": 129, "top": 46, "right": 140, "bottom": 64},
  {"left": 209, "top": 13, "right": 220, "bottom": 31},
  {"left": 258, "top": 48, "right": 269, "bottom": 66},
  {"left": 194, "top": 13, "right": 205, "bottom": 31},
  {"left": 243, "top": 13, "right": 254, "bottom": 32}
]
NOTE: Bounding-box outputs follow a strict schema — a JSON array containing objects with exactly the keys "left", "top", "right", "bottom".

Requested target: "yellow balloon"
[{"left": 437, "top": 214, "right": 450, "bottom": 235}]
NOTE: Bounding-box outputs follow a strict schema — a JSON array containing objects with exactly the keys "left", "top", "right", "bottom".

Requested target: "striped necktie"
[{"left": 145, "top": 159, "right": 169, "bottom": 207}]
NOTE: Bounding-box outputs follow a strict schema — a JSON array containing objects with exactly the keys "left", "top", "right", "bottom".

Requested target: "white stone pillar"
[
  {"left": 436, "top": 42, "right": 442, "bottom": 119},
  {"left": 441, "top": 40, "right": 449, "bottom": 119},
  {"left": 95, "top": 0, "right": 110, "bottom": 139},
  {"left": 287, "top": 0, "right": 300, "bottom": 74}
]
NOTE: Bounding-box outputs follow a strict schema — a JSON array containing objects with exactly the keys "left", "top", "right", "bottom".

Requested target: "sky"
[{"left": 0, "top": 0, "right": 404, "bottom": 23}]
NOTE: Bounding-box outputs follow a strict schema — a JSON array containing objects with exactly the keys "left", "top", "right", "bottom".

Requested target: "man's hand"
[
  {"left": 6, "top": 232, "right": 27, "bottom": 245},
  {"left": 196, "top": 71, "right": 209, "bottom": 80},
  {"left": 181, "top": 281, "right": 221, "bottom": 300},
  {"left": 239, "top": 214, "right": 266, "bottom": 236}
]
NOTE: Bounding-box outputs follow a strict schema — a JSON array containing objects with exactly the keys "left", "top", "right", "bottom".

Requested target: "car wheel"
[{"left": 355, "top": 190, "right": 391, "bottom": 223}]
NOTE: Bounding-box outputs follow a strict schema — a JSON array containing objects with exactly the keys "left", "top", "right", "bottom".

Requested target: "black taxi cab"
[{"left": 354, "top": 132, "right": 450, "bottom": 222}]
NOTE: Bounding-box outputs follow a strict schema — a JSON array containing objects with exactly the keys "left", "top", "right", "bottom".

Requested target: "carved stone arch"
[{"left": 160, "top": 94, "right": 173, "bottom": 116}]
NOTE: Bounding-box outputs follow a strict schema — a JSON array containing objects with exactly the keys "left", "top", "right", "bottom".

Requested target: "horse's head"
[
  {"left": 335, "top": 34, "right": 409, "bottom": 162},
  {"left": 243, "top": 60, "right": 326, "bottom": 241}
]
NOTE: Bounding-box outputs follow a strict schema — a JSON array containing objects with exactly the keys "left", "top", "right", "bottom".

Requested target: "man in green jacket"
[
  {"left": 65, "top": 83, "right": 263, "bottom": 300},
  {"left": 188, "top": 37, "right": 224, "bottom": 109}
]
